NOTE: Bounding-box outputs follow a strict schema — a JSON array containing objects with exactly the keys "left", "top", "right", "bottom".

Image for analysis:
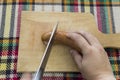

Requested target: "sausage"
[{"left": 41, "top": 31, "right": 81, "bottom": 52}]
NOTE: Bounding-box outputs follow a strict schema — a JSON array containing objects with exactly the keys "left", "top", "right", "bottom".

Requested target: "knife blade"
[{"left": 33, "top": 22, "right": 59, "bottom": 80}]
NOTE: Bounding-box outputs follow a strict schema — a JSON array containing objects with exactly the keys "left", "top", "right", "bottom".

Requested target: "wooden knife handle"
[{"left": 41, "top": 31, "right": 81, "bottom": 52}]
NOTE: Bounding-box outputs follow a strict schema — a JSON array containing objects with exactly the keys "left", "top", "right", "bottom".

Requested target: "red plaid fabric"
[{"left": 0, "top": 0, "right": 120, "bottom": 80}]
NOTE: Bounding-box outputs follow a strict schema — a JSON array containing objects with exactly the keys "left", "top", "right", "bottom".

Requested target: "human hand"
[{"left": 67, "top": 31, "right": 116, "bottom": 80}]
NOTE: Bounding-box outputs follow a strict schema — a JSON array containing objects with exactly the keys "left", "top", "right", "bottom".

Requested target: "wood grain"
[{"left": 17, "top": 11, "right": 120, "bottom": 72}]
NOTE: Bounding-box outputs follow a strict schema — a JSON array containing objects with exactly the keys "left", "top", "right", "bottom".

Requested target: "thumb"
[{"left": 70, "top": 49, "right": 82, "bottom": 70}]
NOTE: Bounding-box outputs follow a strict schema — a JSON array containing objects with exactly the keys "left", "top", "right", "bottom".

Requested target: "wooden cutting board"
[{"left": 17, "top": 11, "right": 120, "bottom": 72}]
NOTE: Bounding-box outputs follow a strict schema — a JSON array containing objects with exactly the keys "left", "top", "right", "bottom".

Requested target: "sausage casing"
[{"left": 41, "top": 31, "right": 81, "bottom": 52}]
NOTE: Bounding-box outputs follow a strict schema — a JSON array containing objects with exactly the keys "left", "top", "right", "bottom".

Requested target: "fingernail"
[
  {"left": 66, "top": 33, "right": 71, "bottom": 39},
  {"left": 66, "top": 33, "right": 70, "bottom": 37}
]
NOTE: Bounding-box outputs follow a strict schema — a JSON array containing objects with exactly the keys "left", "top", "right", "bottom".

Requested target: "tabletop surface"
[{"left": 0, "top": 0, "right": 120, "bottom": 80}]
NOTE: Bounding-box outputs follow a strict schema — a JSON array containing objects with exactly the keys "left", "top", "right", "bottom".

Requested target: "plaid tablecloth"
[{"left": 0, "top": 0, "right": 120, "bottom": 80}]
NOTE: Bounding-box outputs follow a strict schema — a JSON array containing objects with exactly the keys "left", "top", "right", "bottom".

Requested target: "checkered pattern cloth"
[{"left": 0, "top": 0, "right": 120, "bottom": 80}]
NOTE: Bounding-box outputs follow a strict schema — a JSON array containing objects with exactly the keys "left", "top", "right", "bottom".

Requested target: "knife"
[{"left": 33, "top": 22, "right": 59, "bottom": 80}]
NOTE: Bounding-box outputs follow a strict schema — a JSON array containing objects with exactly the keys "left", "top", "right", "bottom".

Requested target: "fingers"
[
  {"left": 76, "top": 30, "right": 101, "bottom": 46},
  {"left": 70, "top": 49, "right": 82, "bottom": 70},
  {"left": 67, "top": 32, "right": 90, "bottom": 53}
]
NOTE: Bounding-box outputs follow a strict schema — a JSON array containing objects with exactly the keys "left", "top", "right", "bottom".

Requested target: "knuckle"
[
  {"left": 94, "top": 44, "right": 104, "bottom": 51},
  {"left": 85, "top": 46, "right": 93, "bottom": 53},
  {"left": 82, "top": 43, "right": 87, "bottom": 47},
  {"left": 88, "top": 48, "right": 94, "bottom": 53},
  {"left": 98, "top": 47, "right": 104, "bottom": 52}
]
